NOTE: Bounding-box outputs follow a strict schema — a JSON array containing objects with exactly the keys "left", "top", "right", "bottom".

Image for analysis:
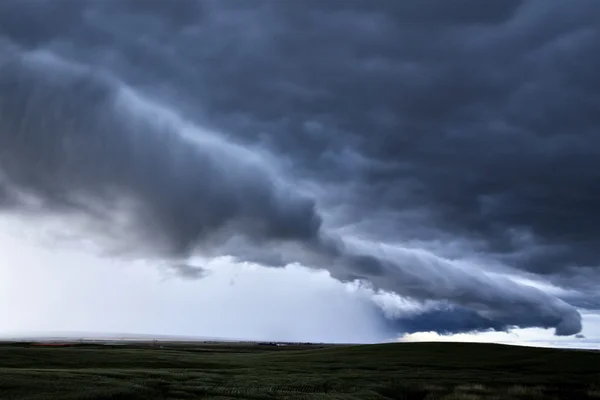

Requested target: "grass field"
[{"left": 0, "top": 341, "right": 599, "bottom": 399}]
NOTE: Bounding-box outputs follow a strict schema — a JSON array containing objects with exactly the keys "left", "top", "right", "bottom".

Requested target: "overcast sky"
[{"left": 0, "top": 0, "right": 599, "bottom": 348}]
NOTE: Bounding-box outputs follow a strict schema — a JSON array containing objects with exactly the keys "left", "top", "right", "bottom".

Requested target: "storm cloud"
[{"left": 0, "top": 0, "right": 599, "bottom": 337}]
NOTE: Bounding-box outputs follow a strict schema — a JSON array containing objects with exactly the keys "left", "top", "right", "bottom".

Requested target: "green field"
[{"left": 0, "top": 341, "right": 598, "bottom": 399}]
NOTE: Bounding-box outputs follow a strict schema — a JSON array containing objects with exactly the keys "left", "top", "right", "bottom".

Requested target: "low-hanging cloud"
[
  {"left": 0, "top": 47, "right": 582, "bottom": 337},
  {"left": 1, "top": 0, "right": 598, "bottom": 338}
]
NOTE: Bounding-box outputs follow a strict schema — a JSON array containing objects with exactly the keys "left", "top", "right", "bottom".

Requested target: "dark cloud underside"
[{"left": 1, "top": 0, "right": 599, "bottom": 337}]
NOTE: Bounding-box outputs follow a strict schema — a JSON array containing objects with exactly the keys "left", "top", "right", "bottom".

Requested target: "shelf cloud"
[{"left": 1, "top": 0, "right": 599, "bottom": 338}]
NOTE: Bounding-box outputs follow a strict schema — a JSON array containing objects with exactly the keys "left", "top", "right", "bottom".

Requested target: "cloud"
[
  {"left": 0, "top": 50, "right": 322, "bottom": 255},
  {"left": 0, "top": 220, "right": 390, "bottom": 343},
  {"left": 1, "top": 0, "right": 599, "bottom": 339},
  {"left": 399, "top": 311, "right": 600, "bottom": 349},
  {"left": 168, "top": 264, "right": 210, "bottom": 280}
]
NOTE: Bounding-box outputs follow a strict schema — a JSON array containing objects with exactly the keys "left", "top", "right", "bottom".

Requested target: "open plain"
[{"left": 0, "top": 341, "right": 599, "bottom": 399}]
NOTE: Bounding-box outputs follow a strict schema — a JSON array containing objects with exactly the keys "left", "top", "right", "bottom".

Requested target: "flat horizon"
[{"left": 1, "top": 331, "right": 599, "bottom": 351}]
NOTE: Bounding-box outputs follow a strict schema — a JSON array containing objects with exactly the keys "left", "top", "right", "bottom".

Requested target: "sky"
[{"left": 0, "top": 0, "right": 599, "bottom": 348}]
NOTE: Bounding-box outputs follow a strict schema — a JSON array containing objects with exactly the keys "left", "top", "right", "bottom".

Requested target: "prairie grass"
[{"left": 0, "top": 341, "right": 598, "bottom": 399}]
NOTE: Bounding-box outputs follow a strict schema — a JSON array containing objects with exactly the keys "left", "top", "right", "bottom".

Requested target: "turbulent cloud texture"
[{"left": 1, "top": 0, "right": 599, "bottom": 338}]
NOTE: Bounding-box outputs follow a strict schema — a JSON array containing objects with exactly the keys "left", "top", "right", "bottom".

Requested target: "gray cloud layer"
[{"left": 1, "top": 0, "right": 599, "bottom": 337}]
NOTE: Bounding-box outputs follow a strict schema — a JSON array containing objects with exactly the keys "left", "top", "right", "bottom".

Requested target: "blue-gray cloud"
[{"left": 1, "top": 0, "right": 598, "bottom": 337}]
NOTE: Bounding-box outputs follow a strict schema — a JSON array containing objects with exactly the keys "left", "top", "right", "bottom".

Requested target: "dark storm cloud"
[
  {"left": 391, "top": 307, "right": 510, "bottom": 336},
  {"left": 179, "top": 0, "right": 599, "bottom": 278},
  {"left": 389, "top": 303, "right": 581, "bottom": 337},
  {"left": 0, "top": 52, "right": 322, "bottom": 257},
  {"left": 0, "top": 0, "right": 598, "bottom": 336}
]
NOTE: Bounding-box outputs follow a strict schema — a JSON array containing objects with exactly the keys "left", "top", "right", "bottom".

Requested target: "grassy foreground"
[{"left": 0, "top": 341, "right": 599, "bottom": 399}]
